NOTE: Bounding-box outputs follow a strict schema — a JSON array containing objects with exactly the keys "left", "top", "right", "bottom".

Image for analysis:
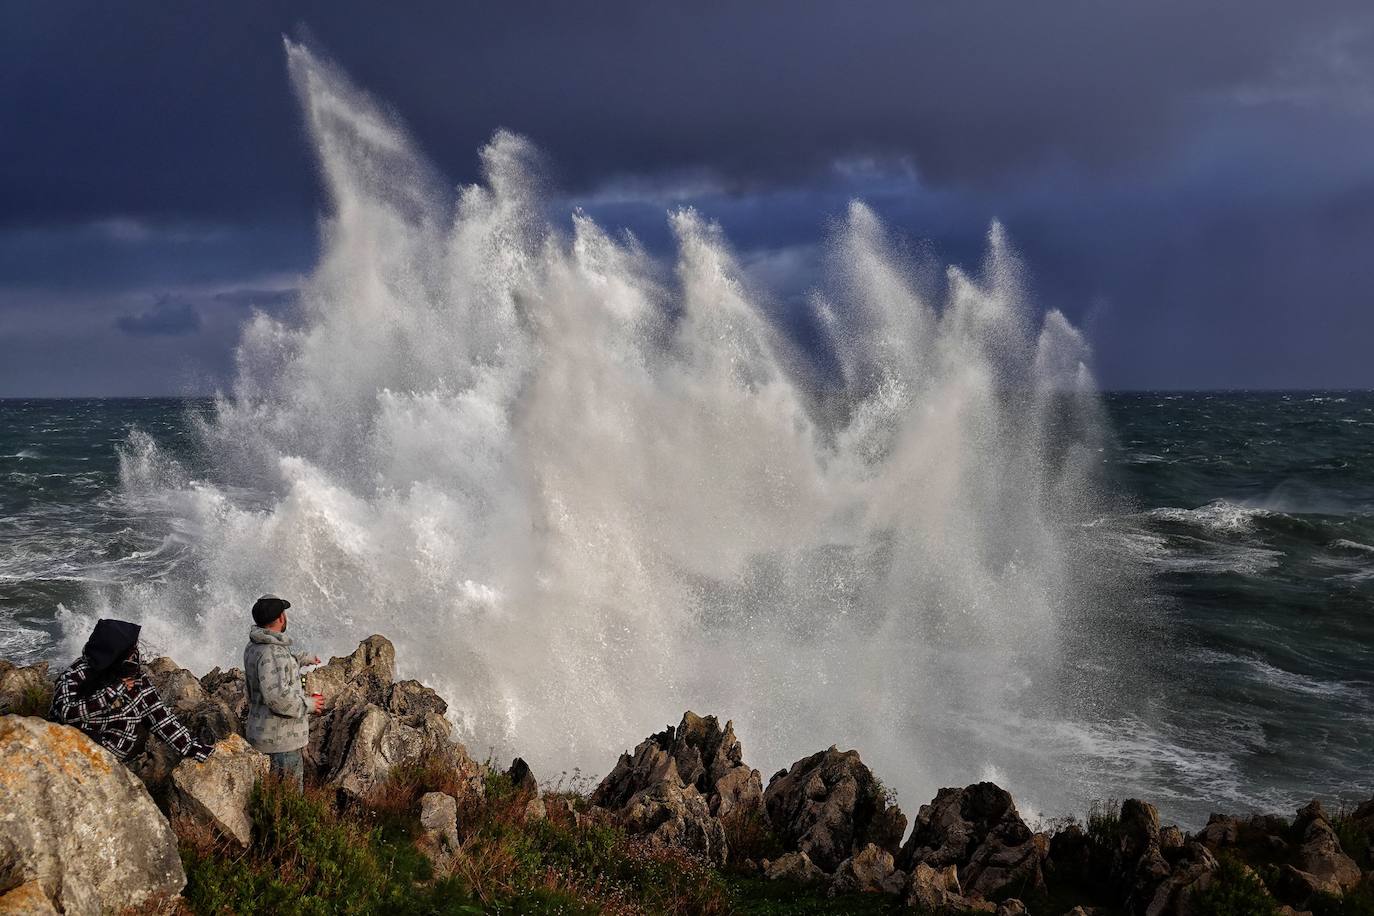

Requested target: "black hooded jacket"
[{"left": 77, "top": 618, "right": 141, "bottom": 696}]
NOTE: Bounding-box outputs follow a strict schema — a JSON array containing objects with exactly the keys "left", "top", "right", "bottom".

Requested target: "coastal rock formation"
[
  {"left": 306, "top": 635, "right": 483, "bottom": 799},
  {"left": 1290, "top": 800, "right": 1362, "bottom": 896},
  {"left": 507, "top": 757, "right": 547, "bottom": 822},
  {"left": 590, "top": 711, "right": 762, "bottom": 864},
  {"left": 129, "top": 656, "right": 243, "bottom": 803},
  {"left": 169, "top": 734, "right": 269, "bottom": 847},
  {"left": 898, "top": 781, "right": 1045, "bottom": 899},
  {"left": 0, "top": 661, "right": 53, "bottom": 717},
  {"left": 762, "top": 851, "right": 825, "bottom": 883},
  {"left": 0, "top": 715, "right": 185, "bottom": 915},
  {"left": 763, "top": 746, "right": 907, "bottom": 873}
]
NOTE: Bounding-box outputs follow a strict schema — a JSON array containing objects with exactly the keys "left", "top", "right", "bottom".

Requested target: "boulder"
[
  {"left": 304, "top": 634, "right": 395, "bottom": 708},
  {"left": 763, "top": 851, "right": 825, "bottom": 884},
  {"left": 0, "top": 662, "right": 52, "bottom": 717},
  {"left": 198, "top": 666, "right": 247, "bottom": 723},
  {"left": 592, "top": 711, "right": 763, "bottom": 822},
  {"left": 507, "top": 758, "right": 547, "bottom": 822},
  {"left": 416, "top": 792, "right": 460, "bottom": 870},
  {"left": 763, "top": 746, "right": 907, "bottom": 873},
  {"left": 0, "top": 716, "right": 184, "bottom": 915},
  {"left": 828, "top": 843, "right": 906, "bottom": 896},
  {"left": 995, "top": 901, "right": 1027, "bottom": 915},
  {"left": 126, "top": 658, "right": 241, "bottom": 804},
  {"left": 897, "top": 782, "right": 1044, "bottom": 899},
  {"left": 905, "top": 861, "right": 992, "bottom": 912},
  {"left": 168, "top": 734, "right": 269, "bottom": 847},
  {"left": 1290, "top": 801, "right": 1361, "bottom": 895}
]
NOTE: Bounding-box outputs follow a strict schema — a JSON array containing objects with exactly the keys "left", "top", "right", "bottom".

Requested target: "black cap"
[{"left": 251, "top": 594, "right": 291, "bottom": 627}]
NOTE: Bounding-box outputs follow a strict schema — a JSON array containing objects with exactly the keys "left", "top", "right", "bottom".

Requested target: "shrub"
[{"left": 1190, "top": 855, "right": 1279, "bottom": 916}]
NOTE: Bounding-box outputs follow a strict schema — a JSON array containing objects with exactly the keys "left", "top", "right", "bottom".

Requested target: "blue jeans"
[{"left": 269, "top": 750, "right": 304, "bottom": 790}]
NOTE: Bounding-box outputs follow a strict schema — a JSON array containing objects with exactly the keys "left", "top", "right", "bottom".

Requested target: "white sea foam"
[{"left": 65, "top": 42, "right": 1117, "bottom": 814}]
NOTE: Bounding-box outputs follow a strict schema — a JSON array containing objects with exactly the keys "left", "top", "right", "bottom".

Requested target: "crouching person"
[
  {"left": 51, "top": 618, "right": 214, "bottom": 764},
  {"left": 244, "top": 595, "right": 323, "bottom": 789}
]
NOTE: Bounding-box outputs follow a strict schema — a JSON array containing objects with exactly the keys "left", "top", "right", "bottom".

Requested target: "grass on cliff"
[{"left": 179, "top": 764, "right": 921, "bottom": 916}]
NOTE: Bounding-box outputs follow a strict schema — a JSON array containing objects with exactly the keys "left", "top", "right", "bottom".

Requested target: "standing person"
[
  {"left": 51, "top": 618, "right": 215, "bottom": 764},
  {"left": 243, "top": 595, "right": 323, "bottom": 789}
]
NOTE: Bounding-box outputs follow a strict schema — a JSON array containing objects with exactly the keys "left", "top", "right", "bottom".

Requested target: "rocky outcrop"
[
  {"left": 896, "top": 781, "right": 1043, "bottom": 900},
  {"left": 0, "top": 715, "right": 185, "bottom": 915},
  {"left": 591, "top": 711, "right": 763, "bottom": 864},
  {"left": 0, "top": 661, "right": 53, "bottom": 717},
  {"left": 507, "top": 757, "right": 547, "bottom": 822},
  {"left": 305, "top": 636, "right": 482, "bottom": 799},
  {"left": 169, "top": 734, "right": 269, "bottom": 846},
  {"left": 763, "top": 746, "right": 907, "bottom": 874}
]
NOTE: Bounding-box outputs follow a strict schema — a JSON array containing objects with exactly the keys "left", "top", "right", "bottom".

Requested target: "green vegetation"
[
  {"left": 1190, "top": 855, "right": 1279, "bottom": 916},
  {"left": 724, "top": 877, "right": 900, "bottom": 915}
]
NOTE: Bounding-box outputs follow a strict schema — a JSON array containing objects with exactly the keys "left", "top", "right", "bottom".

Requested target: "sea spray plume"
[{"left": 82, "top": 40, "right": 1118, "bottom": 817}]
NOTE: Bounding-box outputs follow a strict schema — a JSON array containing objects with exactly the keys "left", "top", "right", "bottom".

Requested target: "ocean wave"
[
  {"left": 0, "top": 449, "right": 41, "bottom": 460},
  {"left": 1146, "top": 500, "right": 1272, "bottom": 534},
  {"left": 1330, "top": 538, "right": 1374, "bottom": 554}
]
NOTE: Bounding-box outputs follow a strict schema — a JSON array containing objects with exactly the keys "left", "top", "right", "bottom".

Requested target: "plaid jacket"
[{"left": 50, "top": 655, "right": 213, "bottom": 763}]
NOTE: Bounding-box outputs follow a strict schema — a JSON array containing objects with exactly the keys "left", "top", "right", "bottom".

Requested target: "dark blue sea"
[{"left": 2, "top": 393, "right": 1372, "bottom": 824}]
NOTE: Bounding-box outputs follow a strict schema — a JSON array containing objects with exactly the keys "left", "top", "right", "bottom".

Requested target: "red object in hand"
[{"left": 311, "top": 693, "right": 325, "bottom": 714}]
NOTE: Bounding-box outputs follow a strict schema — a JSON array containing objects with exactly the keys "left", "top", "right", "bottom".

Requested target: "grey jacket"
[{"left": 244, "top": 627, "right": 315, "bottom": 754}]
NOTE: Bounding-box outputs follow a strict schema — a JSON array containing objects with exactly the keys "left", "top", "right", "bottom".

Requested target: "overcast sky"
[{"left": 3, "top": 1, "right": 1373, "bottom": 395}]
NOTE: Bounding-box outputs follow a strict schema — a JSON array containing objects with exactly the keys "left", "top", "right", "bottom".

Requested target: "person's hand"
[
  {"left": 311, "top": 693, "right": 325, "bottom": 714},
  {"left": 307, "top": 655, "right": 321, "bottom": 666},
  {"left": 121, "top": 676, "right": 136, "bottom": 691}
]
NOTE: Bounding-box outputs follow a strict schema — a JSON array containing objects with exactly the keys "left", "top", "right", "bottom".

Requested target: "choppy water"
[{"left": 3, "top": 392, "right": 1371, "bottom": 826}]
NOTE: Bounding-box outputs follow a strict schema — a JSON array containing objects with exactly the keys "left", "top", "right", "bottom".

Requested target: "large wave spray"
[{"left": 81, "top": 42, "right": 1122, "bottom": 816}]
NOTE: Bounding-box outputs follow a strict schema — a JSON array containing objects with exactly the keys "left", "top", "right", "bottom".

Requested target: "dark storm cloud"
[
  {"left": 114, "top": 296, "right": 201, "bottom": 337},
  {"left": 3, "top": 1, "right": 1374, "bottom": 393}
]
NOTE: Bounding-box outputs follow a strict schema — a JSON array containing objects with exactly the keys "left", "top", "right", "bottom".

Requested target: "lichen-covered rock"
[
  {"left": 169, "top": 734, "right": 269, "bottom": 847},
  {"left": 0, "top": 716, "right": 185, "bottom": 915},
  {"left": 898, "top": 782, "right": 1044, "bottom": 899},
  {"left": 763, "top": 746, "right": 907, "bottom": 873},
  {"left": 0, "top": 880, "right": 61, "bottom": 915},
  {"left": 764, "top": 851, "right": 825, "bottom": 884},
  {"left": 0, "top": 661, "right": 53, "bottom": 717},
  {"left": 828, "top": 843, "right": 906, "bottom": 896}
]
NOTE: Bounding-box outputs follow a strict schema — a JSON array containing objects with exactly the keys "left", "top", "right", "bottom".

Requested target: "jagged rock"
[
  {"left": 304, "top": 634, "right": 395, "bottom": 708},
  {"left": 1159, "top": 825, "right": 1186, "bottom": 853},
  {"left": 1143, "top": 842, "right": 1218, "bottom": 916},
  {"left": 1046, "top": 822, "right": 1091, "bottom": 884},
  {"left": 591, "top": 712, "right": 764, "bottom": 864},
  {"left": 168, "top": 734, "right": 269, "bottom": 847},
  {"left": 305, "top": 636, "right": 481, "bottom": 799},
  {"left": 995, "top": 901, "right": 1027, "bottom": 916},
  {"left": 1291, "top": 801, "right": 1361, "bottom": 895},
  {"left": 897, "top": 782, "right": 1044, "bottom": 899},
  {"left": 417, "top": 792, "right": 459, "bottom": 870},
  {"left": 621, "top": 777, "right": 729, "bottom": 864},
  {"left": 828, "top": 843, "right": 906, "bottom": 896},
  {"left": 764, "top": 746, "right": 906, "bottom": 873},
  {"left": 0, "top": 716, "right": 185, "bottom": 915},
  {"left": 1195, "top": 814, "right": 1240, "bottom": 850},
  {"left": 199, "top": 666, "right": 247, "bottom": 722},
  {"left": 0, "top": 661, "right": 53, "bottom": 716},
  {"left": 1110, "top": 799, "right": 1173, "bottom": 913},
  {"left": 592, "top": 711, "right": 763, "bottom": 821},
  {"left": 764, "top": 851, "right": 825, "bottom": 883}
]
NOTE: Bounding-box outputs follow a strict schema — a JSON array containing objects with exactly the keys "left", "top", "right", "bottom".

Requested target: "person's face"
[{"left": 279, "top": 610, "right": 288, "bottom": 632}]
